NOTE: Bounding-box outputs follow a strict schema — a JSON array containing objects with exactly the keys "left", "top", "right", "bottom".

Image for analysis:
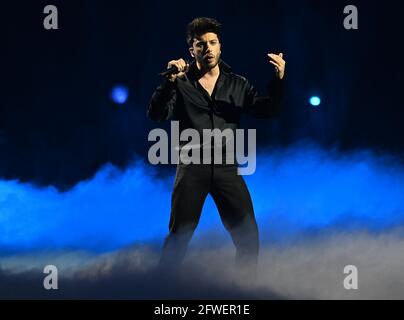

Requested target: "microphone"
[{"left": 158, "top": 60, "right": 190, "bottom": 77}]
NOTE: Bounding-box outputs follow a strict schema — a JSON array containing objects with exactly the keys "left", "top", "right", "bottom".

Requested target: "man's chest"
[
  {"left": 198, "top": 76, "right": 219, "bottom": 97},
  {"left": 177, "top": 75, "right": 247, "bottom": 109}
]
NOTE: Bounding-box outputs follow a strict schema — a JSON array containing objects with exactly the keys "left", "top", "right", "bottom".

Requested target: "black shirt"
[{"left": 147, "top": 59, "right": 284, "bottom": 164}]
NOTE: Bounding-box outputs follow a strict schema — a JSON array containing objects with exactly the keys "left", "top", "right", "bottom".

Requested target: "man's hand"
[
  {"left": 166, "top": 58, "right": 189, "bottom": 82},
  {"left": 267, "top": 53, "right": 285, "bottom": 79}
]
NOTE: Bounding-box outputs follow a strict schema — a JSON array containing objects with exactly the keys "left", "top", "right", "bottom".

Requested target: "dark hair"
[{"left": 186, "top": 17, "right": 222, "bottom": 47}]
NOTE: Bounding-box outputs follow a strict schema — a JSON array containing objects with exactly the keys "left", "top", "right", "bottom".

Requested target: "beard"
[{"left": 200, "top": 52, "right": 220, "bottom": 70}]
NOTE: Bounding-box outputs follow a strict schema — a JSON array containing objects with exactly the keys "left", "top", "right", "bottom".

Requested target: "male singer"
[{"left": 147, "top": 17, "right": 285, "bottom": 271}]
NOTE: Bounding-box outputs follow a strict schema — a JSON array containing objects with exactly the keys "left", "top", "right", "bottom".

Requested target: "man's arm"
[
  {"left": 147, "top": 58, "right": 188, "bottom": 122},
  {"left": 243, "top": 52, "right": 286, "bottom": 118},
  {"left": 243, "top": 77, "right": 284, "bottom": 118},
  {"left": 147, "top": 79, "right": 177, "bottom": 122}
]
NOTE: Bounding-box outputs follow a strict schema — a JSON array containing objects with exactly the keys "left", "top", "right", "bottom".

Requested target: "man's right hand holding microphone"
[{"left": 165, "top": 58, "right": 189, "bottom": 82}]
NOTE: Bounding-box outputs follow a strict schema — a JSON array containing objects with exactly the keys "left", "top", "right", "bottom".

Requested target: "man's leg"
[
  {"left": 210, "top": 166, "right": 259, "bottom": 271},
  {"left": 159, "top": 164, "right": 210, "bottom": 270}
]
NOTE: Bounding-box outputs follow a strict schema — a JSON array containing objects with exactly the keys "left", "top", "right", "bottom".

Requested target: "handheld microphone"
[
  {"left": 158, "top": 60, "right": 190, "bottom": 77},
  {"left": 159, "top": 66, "right": 179, "bottom": 77}
]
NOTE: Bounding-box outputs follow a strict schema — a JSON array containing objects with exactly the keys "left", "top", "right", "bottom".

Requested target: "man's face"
[{"left": 189, "top": 32, "right": 221, "bottom": 70}]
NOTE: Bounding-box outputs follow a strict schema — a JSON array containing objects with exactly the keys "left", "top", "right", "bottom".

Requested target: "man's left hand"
[{"left": 267, "top": 53, "right": 285, "bottom": 79}]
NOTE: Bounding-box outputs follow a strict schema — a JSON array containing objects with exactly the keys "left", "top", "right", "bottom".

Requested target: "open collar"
[{"left": 186, "top": 59, "right": 232, "bottom": 101}]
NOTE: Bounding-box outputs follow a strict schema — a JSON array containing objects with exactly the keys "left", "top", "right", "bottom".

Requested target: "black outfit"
[{"left": 147, "top": 59, "right": 283, "bottom": 269}]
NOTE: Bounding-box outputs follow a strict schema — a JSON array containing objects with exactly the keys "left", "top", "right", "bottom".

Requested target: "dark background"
[{"left": 2, "top": 0, "right": 403, "bottom": 190}]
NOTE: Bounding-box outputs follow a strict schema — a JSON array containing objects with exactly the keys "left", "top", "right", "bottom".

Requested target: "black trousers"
[{"left": 159, "top": 164, "right": 259, "bottom": 269}]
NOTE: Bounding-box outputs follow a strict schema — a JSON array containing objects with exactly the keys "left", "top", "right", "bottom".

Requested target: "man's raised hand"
[{"left": 267, "top": 53, "right": 285, "bottom": 79}]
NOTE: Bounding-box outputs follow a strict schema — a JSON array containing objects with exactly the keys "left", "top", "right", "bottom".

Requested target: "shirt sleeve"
[
  {"left": 243, "top": 76, "right": 284, "bottom": 118},
  {"left": 147, "top": 79, "right": 177, "bottom": 122}
]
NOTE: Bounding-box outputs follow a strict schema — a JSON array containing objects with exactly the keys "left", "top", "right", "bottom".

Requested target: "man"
[{"left": 147, "top": 17, "right": 285, "bottom": 271}]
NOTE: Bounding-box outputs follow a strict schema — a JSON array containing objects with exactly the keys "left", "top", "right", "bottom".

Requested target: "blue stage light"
[
  {"left": 110, "top": 85, "right": 129, "bottom": 104},
  {"left": 309, "top": 96, "right": 321, "bottom": 106}
]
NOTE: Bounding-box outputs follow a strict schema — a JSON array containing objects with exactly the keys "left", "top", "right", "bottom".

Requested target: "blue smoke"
[{"left": 1, "top": 143, "right": 403, "bottom": 252}]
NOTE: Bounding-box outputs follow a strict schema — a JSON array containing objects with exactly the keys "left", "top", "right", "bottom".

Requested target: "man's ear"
[{"left": 189, "top": 47, "right": 194, "bottom": 57}]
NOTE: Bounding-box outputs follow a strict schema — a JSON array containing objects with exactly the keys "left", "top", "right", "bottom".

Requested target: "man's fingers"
[
  {"left": 177, "top": 63, "right": 185, "bottom": 72},
  {"left": 166, "top": 58, "right": 190, "bottom": 78},
  {"left": 178, "top": 59, "right": 185, "bottom": 70},
  {"left": 168, "top": 61, "right": 178, "bottom": 69},
  {"left": 267, "top": 53, "right": 280, "bottom": 63},
  {"left": 180, "top": 60, "right": 189, "bottom": 72},
  {"left": 268, "top": 55, "right": 282, "bottom": 66},
  {"left": 267, "top": 53, "right": 285, "bottom": 79},
  {"left": 168, "top": 59, "right": 187, "bottom": 71},
  {"left": 269, "top": 60, "right": 280, "bottom": 69},
  {"left": 268, "top": 53, "right": 285, "bottom": 64}
]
